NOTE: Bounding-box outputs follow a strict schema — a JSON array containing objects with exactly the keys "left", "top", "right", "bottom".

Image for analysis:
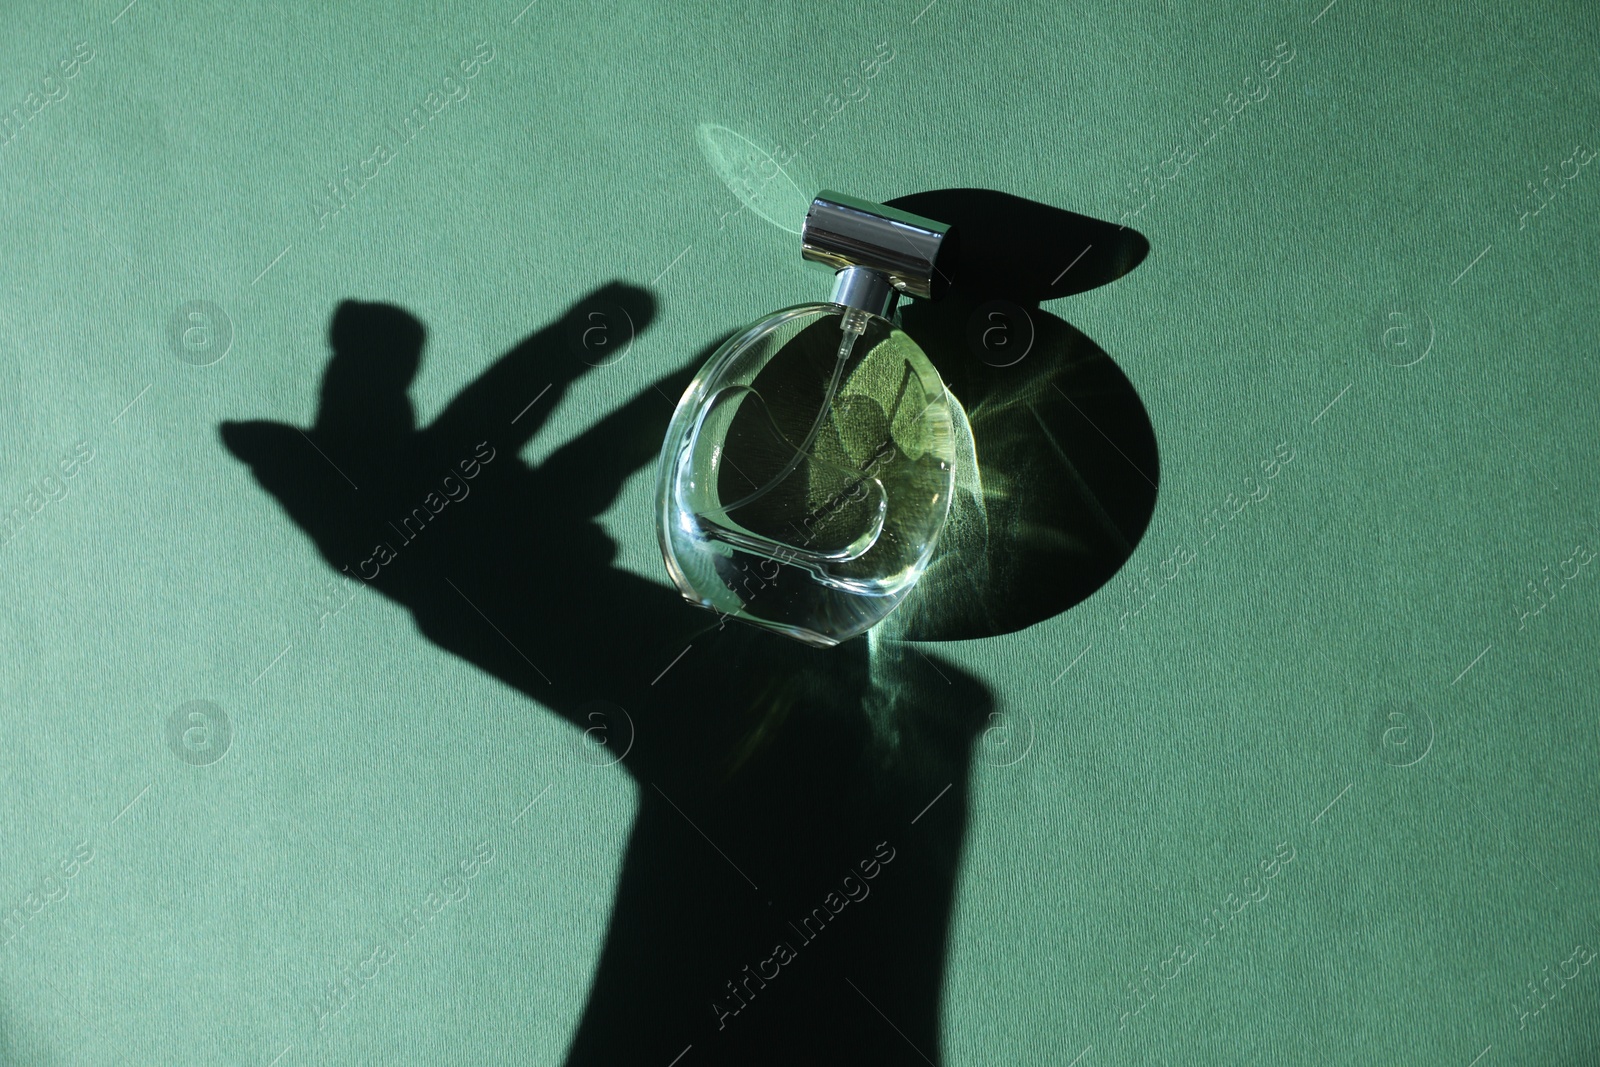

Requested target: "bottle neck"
[{"left": 828, "top": 266, "right": 898, "bottom": 319}]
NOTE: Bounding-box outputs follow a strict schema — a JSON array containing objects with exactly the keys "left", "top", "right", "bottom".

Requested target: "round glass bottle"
[{"left": 656, "top": 193, "right": 960, "bottom": 646}]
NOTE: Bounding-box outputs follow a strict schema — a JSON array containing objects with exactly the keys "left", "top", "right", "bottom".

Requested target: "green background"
[{"left": 2, "top": 0, "right": 1597, "bottom": 1063}]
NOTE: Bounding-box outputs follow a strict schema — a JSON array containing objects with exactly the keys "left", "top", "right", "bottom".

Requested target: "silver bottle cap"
[{"left": 801, "top": 191, "right": 955, "bottom": 310}]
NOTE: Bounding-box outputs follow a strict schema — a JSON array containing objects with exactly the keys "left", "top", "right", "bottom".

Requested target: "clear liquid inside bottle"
[{"left": 657, "top": 303, "right": 957, "bottom": 646}]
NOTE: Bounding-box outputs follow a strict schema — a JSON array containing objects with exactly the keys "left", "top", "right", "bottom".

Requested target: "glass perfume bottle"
[{"left": 656, "top": 191, "right": 961, "bottom": 646}]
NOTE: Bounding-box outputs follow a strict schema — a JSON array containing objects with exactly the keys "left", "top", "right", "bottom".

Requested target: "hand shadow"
[{"left": 220, "top": 283, "right": 994, "bottom": 1065}]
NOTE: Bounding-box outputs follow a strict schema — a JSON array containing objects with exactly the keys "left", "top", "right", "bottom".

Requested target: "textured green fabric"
[{"left": 1, "top": 0, "right": 1596, "bottom": 1063}]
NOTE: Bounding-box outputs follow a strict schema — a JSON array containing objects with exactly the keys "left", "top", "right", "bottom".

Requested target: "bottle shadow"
[
  {"left": 218, "top": 192, "right": 1154, "bottom": 1063},
  {"left": 884, "top": 188, "right": 1159, "bottom": 640}
]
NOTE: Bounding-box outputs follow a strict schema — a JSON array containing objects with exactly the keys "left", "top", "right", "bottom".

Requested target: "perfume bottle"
[{"left": 656, "top": 191, "right": 961, "bottom": 646}]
